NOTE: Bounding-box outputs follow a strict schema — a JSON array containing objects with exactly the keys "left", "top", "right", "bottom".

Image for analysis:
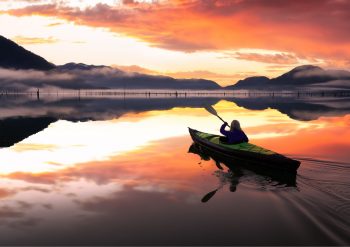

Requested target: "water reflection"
[
  {"left": 188, "top": 143, "right": 297, "bottom": 203},
  {"left": 0, "top": 95, "right": 349, "bottom": 245},
  {"left": 1, "top": 93, "right": 349, "bottom": 121},
  {"left": 1, "top": 94, "right": 350, "bottom": 148}
]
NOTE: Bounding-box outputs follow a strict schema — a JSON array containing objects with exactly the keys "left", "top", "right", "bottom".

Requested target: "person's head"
[{"left": 230, "top": 120, "right": 242, "bottom": 131}]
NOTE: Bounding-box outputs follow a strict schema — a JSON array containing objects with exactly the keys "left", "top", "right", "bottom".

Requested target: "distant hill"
[
  {"left": 55, "top": 62, "right": 222, "bottom": 90},
  {"left": 56, "top": 62, "right": 109, "bottom": 71},
  {"left": 0, "top": 35, "right": 55, "bottom": 70},
  {"left": 226, "top": 76, "right": 270, "bottom": 89},
  {"left": 227, "top": 65, "right": 350, "bottom": 90},
  {"left": 94, "top": 74, "right": 222, "bottom": 90}
]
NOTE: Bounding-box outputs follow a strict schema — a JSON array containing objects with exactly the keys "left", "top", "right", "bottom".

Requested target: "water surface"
[{"left": 0, "top": 94, "right": 349, "bottom": 245}]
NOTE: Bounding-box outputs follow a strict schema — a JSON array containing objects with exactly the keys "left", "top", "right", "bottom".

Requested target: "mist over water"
[{"left": 0, "top": 92, "right": 349, "bottom": 245}]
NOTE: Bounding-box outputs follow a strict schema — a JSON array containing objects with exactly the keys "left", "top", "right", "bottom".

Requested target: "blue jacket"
[{"left": 220, "top": 123, "right": 249, "bottom": 144}]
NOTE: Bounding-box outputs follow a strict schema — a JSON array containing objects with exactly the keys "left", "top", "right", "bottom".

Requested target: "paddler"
[{"left": 220, "top": 120, "right": 249, "bottom": 144}]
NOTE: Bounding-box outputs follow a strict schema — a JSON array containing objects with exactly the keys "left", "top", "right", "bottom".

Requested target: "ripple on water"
[
  {"left": 291, "top": 157, "right": 350, "bottom": 244},
  {"left": 208, "top": 154, "right": 350, "bottom": 244}
]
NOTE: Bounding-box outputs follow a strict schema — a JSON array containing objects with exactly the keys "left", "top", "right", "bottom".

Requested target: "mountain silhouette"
[
  {"left": 55, "top": 62, "right": 222, "bottom": 90},
  {"left": 0, "top": 35, "right": 55, "bottom": 70},
  {"left": 226, "top": 76, "right": 270, "bottom": 89},
  {"left": 56, "top": 62, "right": 109, "bottom": 71},
  {"left": 228, "top": 65, "right": 350, "bottom": 90}
]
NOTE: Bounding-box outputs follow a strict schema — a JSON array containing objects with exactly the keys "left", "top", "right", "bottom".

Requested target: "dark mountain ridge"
[
  {"left": 229, "top": 65, "right": 350, "bottom": 90},
  {"left": 226, "top": 76, "right": 270, "bottom": 89},
  {"left": 0, "top": 35, "right": 55, "bottom": 70}
]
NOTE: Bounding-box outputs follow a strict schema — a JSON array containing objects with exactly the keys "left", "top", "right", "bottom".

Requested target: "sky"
[{"left": 0, "top": 0, "right": 349, "bottom": 86}]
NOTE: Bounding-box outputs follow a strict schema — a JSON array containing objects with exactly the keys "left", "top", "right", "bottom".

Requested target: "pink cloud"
[{"left": 3, "top": 0, "right": 350, "bottom": 66}]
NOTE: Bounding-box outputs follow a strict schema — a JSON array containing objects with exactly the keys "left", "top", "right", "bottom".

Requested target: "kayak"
[{"left": 188, "top": 128, "right": 300, "bottom": 172}]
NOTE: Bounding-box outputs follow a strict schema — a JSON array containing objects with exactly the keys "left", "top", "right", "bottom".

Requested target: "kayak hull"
[{"left": 189, "top": 128, "right": 300, "bottom": 173}]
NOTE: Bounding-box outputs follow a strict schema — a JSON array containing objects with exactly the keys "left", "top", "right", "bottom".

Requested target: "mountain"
[
  {"left": 0, "top": 35, "right": 55, "bottom": 70},
  {"left": 269, "top": 65, "right": 350, "bottom": 86},
  {"left": 54, "top": 62, "right": 221, "bottom": 90},
  {"left": 93, "top": 74, "right": 222, "bottom": 90},
  {"left": 228, "top": 65, "right": 350, "bottom": 90},
  {"left": 226, "top": 76, "right": 270, "bottom": 89},
  {"left": 56, "top": 63, "right": 109, "bottom": 71}
]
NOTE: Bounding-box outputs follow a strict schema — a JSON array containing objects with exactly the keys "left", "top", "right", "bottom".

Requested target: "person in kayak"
[{"left": 220, "top": 120, "right": 249, "bottom": 144}]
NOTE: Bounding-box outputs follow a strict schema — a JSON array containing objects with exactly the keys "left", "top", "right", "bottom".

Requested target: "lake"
[{"left": 0, "top": 93, "right": 349, "bottom": 245}]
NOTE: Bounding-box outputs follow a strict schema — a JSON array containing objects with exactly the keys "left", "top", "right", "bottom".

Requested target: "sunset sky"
[{"left": 1, "top": 0, "right": 349, "bottom": 85}]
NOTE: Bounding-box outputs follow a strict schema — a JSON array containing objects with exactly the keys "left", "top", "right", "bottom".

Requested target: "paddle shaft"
[{"left": 216, "top": 115, "right": 230, "bottom": 128}]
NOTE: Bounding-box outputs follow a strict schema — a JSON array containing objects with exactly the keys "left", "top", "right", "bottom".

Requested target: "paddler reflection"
[
  {"left": 189, "top": 143, "right": 243, "bottom": 203},
  {"left": 200, "top": 164, "right": 243, "bottom": 203}
]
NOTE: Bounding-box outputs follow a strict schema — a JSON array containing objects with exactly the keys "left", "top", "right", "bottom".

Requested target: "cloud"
[
  {"left": 0, "top": 68, "right": 72, "bottom": 81},
  {"left": 112, "top": 65, "right": 159, "bottom": 75},
  {"left": 231, "top": 52, "right": 300, "bottom": 65},
  {"left": 0, "top": 68, "right": 80, "bottom": 90},
  {"left": 293, "top": 68, "right": 350, "bottom": 79},
  {"left": 0, "top": 65, "right": 222, "bottom": 91},
  {"left": 3, "top": 0, "right": 350, "bottom": 65},
  {"left": 13, "top": 36, "right": 59, "bottom": 45}
]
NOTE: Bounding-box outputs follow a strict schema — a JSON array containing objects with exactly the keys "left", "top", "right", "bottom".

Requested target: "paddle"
[
  {"left": 201, "top": 189, "right": 219, "bottom": 203},
  {"left": 201, "top": 180, "right": 227, "bottom": 203},
  {"left": 204, "top": 105, "right": 230, "bottom": 128}
]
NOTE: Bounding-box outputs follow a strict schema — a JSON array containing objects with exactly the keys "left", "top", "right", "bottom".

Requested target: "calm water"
[{"left": 0, "top": 94, "right": 349, "bottom": 245}]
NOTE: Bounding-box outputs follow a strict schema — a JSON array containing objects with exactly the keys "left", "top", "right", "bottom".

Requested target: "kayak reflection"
[{"left": 188, "top": 143, "right": 297, "bottom": 203}]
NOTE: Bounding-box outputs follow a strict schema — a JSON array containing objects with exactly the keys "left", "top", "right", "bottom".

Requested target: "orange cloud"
[
  {"left": 13, "top": 35, "right": 59, "bottom": 45},
  {"left": 230, "top": 52, "right": 299, "bottom": 65},
  {"left": 3, "top": 0, "right": 350, "bottom": 67}
]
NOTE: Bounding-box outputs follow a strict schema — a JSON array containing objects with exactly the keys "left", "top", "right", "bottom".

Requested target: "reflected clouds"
[{"left": 0, "top": 109, "right": 348, "bottom": 244}]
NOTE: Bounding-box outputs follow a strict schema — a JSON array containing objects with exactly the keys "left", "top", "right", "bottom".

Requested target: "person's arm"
[{"left": 220, "top": 122, "right": 229, "bottom": 135}]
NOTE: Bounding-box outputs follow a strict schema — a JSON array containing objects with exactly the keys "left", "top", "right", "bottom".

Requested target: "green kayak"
[{"left": 189, "top": 128, "right": 300, "bottom": 172}]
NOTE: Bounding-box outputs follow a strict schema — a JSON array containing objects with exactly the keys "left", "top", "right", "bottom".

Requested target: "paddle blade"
[
  {"left": 204, "top": 105, "right": 228, "bottom": 125},
  {"left": 204, "top": 105, "right": 218, "bottom": 116},
  {"left": 201, "top": 189, "right": 218, "bottom": 203}
]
